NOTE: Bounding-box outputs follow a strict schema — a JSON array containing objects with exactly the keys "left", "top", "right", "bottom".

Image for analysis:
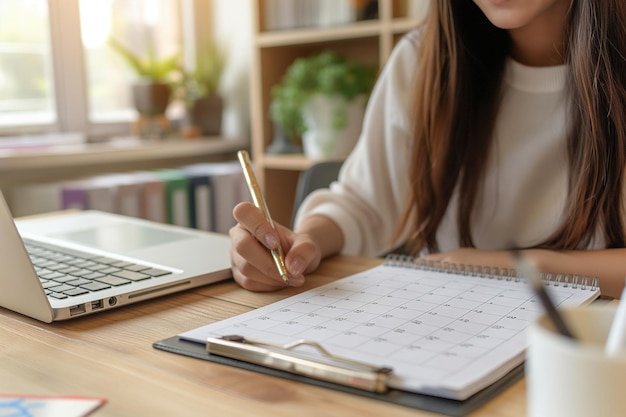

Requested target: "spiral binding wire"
[{"left": 383, "top": 254, "right": 599, "bottom": 291}]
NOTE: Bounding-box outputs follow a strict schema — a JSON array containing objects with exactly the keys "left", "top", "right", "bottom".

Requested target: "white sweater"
[{"left": 294, "top": 32, "right": 580, "bottom": 257}]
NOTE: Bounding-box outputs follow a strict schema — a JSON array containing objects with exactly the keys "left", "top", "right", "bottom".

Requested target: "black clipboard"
[{"left": 153, "top": 335, "right": 524, "bottom": 417}]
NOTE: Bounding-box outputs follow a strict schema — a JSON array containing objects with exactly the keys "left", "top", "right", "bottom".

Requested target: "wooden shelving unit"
[{"left": 249, "top": 0, "right": 425, "bottom": 225}]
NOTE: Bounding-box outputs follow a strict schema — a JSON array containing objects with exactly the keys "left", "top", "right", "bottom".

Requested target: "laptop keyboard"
[{"left": 23, "top": 239, "right": 173, "bottom": 299}]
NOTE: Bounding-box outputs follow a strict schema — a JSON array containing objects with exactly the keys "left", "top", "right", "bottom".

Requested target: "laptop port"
[
  {"left": 91, "top": 300, "right": 104, "bottom": 310},
  {"left": 69, "top": 304, "right": 86, "bottom": 316},
  {"left": 108, "top": 297, "right": 117, "bottom": 306}
]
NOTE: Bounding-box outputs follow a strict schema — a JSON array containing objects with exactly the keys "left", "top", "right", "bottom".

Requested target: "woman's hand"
[{"left": 229, "top": 202, "right": 323, "bottom": 291}]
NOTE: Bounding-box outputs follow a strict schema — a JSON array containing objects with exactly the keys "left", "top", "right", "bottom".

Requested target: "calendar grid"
[{"left": 180, "top": 259, "right": 600, "bottom": 400}]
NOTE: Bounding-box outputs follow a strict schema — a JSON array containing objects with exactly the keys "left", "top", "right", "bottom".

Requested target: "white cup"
[{"left": 527, "top": 303, "right": 626, "bottom": 417}]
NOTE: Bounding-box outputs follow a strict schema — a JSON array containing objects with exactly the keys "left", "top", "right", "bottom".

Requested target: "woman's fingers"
[
  {"left": 229, "top": 202, "right": 324, "bottom": 291},
  {"left": 229, "top": 202, "right": 299, "bottom": 290},
  {"left": 233, "top": 202, "right": 281, "bottom": 250}
]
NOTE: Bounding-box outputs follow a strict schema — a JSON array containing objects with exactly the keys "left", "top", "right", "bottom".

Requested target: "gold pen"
[{"left": 237, "top": 150, "right": 290, "bottom": 285}]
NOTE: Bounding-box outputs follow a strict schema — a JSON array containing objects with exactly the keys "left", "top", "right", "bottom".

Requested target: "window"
[
  {"left": 0, "top": 0, "right": 197, "bottom": 140},
  {"left": 0, "top": 0, "right": 55, "bottom": 127},
  {"left": 80, "top": 0, "right": 182, "bottom": 123}
]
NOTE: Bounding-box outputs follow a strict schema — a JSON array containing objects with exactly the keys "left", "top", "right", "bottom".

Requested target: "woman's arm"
[
  {"left": 294, "top": 214, "right": 344, "bottom": 260},
  {"left": 422, "top": 248, "right": 626, "bottom": 299},
  {"left": 230, "top": 33, "right": 422, "bottom": 291},
  {"left": 292, "top": 33, "right": 419, "bottom": 258}
]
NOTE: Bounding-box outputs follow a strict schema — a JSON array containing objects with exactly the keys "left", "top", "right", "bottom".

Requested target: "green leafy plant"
[
  {"left": 270, "top": 51, "right": 377, "bottom": 141},
  {"left": 177, "top": 40, "right": 227, "bottom": 106},
  {"left": 108, "top": 37, "right": 181, "bottom": 83}
]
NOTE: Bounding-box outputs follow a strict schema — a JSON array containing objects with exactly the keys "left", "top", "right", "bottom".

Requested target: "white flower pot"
[{"left": 301, "top": 94, "right": 366, "bottom": 160}]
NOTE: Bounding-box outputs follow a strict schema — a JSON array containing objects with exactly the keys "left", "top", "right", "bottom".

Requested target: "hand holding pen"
[{"left": 237, "top": 150, "right": 291, "bottom": 287}]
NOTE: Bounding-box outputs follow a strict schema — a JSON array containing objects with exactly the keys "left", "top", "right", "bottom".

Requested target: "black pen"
[{"left": 512, "top": 251, "right": 576, "bottom": 339}]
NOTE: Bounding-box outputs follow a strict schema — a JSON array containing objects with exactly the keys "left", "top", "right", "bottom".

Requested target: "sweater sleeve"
[{"left": 293, "top": 32, "right": 420, "bottom": 257}]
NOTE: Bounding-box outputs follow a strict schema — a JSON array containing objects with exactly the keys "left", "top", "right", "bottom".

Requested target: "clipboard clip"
[{"left": 206, "top": 335, "right": 393, "bottom": 393}]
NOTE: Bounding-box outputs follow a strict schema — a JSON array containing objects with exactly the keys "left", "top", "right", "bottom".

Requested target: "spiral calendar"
[{"left": 178, "top": 255, "right": 600, "bottom": 401}]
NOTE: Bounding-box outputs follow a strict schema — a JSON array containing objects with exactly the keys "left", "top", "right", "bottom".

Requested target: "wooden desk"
[{"left": 0, "top": 255, "right": 526, "bottom": 417}]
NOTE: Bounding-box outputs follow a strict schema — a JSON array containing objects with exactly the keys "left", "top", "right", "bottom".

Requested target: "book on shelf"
[
  {"left": 113, "top": 174, "right": 143, "bottom": 219},
  {"left": 61, "top": 174, "right": 124, "bottom": 214},
  {"left": 83, "top": 175, "right": 120, "bottom": 214},
  {"left": 61, "top": 180, "right": 88, "bottom": 211},
  {"left": 157, "top": 169, "right": 191, "bottom": 228},
  {"left": 10, "top": 183, "right": 63, "bottom": 217},
  {"left": 181, "top": 165, "right": 215, "bottom": 232},
  {"left": 263, "top": 0, "right": 370, "bottom": 31},
  {"left": 20, "top": 159, "right": 251, "bottom": 233},
  {"left": 132, "top": 171, "right": 167, "bottom": 224},
  {"left": 180, "top": 161, "right": 249, "bottom": 234}
]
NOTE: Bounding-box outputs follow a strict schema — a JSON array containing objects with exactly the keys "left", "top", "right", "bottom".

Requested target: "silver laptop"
[{"left": 0, "top": 191, "right": 232, "bottom": 322}]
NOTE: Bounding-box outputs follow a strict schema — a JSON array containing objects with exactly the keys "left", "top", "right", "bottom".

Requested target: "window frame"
[{"left": 0, "top": 0, "right": 205, "bottom": 141}]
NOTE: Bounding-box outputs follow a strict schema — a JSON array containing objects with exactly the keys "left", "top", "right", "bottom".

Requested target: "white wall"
[{"left": 210, "top": 0, "right": 252, "bottom": 142}]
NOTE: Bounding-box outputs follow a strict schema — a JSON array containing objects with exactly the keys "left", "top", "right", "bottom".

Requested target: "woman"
[{"left": 230, "top": 0, "right": 626, "bottom": 298}]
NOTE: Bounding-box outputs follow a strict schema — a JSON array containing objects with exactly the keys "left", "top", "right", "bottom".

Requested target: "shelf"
[
  {"left": 256, "top": 20, "right": 383, "bottom": 47},
  {"left": 259, "top": 153, "right": 315, "bottom": 171},
  {"left": 0, "top": 137, "right": 247, "bottom": 186},
  {"left": 390, "top": 17, "right": 422, "bottom": 33},
  {"left": 260, "top": 153, "right": 348, "bottom": 172}
]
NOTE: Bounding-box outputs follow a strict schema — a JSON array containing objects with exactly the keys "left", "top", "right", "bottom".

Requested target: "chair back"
[{"left": 291, "top": 160, "right": 343, "bottom": 227}]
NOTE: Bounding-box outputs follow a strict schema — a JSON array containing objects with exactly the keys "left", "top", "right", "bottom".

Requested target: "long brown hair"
[{"left": 400, "top": 0, "right": 626, "bottom": 254}]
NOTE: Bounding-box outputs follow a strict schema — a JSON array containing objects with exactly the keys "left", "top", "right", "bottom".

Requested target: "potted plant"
[
  {"left": 108, "top": 37, "right": 180, "bottom": 123},
  {"left": 177, "top": 40, "right": 227, "bottom": 137},
  {"left": 266, "top": 83, "right": 307, "bottom": 154},
  {"left": 269, "top": 51, "right": 377, "bottom": 159}
]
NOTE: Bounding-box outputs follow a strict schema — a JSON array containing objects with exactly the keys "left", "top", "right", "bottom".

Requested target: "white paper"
[{"left": 180, "top": 263, "right": 599, "bottom": 400}]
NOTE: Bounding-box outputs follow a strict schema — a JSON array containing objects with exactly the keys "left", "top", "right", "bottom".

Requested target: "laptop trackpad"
[{"left": 50, "top": 223, "right": 192, "bottom": 252}]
